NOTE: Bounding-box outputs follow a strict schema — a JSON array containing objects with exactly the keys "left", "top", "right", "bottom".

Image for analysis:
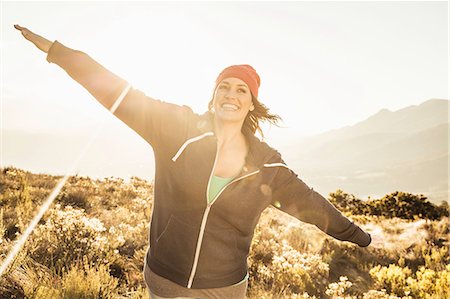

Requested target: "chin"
[{"left": 214, "top": 111, "right": 246, "bottom": 124}]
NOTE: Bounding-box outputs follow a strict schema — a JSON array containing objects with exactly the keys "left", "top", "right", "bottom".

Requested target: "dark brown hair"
[{"left": 207, "top": 95, "right": 282, "bottom": 139}]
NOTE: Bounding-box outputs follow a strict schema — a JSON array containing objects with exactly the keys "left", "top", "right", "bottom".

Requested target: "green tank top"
[{"left": 207, "top": 175, "right": 234, "bottom": 204}]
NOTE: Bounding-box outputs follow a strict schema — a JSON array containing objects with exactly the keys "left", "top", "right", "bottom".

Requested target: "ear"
[{"left": 249, "top": 104, "right": 255, "bottom": 112}]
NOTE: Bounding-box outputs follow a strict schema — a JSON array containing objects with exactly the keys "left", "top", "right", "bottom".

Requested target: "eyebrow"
[{"left": 220, "top": 81, "right": 248, "bottom": 88}]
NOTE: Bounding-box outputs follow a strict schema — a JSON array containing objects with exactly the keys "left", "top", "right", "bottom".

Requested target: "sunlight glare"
[{"left": 0, "top": 84, "right": 131, "bottom": 276}]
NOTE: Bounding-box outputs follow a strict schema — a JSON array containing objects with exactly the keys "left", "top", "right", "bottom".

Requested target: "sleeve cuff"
[
  {"left": 46, "top": 40, "right": 61, "bottom": 63},
  {"left": 355, "top": 229, "right": 371, "bottom": 247}
]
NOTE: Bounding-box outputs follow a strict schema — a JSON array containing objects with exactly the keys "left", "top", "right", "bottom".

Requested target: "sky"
[{"left": 1, "top": 0, "right": 448, "bottom": 178}]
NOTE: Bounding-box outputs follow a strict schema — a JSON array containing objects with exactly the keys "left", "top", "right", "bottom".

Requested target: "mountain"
[
  {"left": 279, "top": 98, "right": 448, "bottom": 205},
  {"left": 2, "top": 98, "right": 448, "bottom": 204}
]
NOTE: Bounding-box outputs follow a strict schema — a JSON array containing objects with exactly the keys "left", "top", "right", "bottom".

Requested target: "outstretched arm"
[
  {"left": 14, "top": 24, "right": 127, "bottom": 111},
  {"left": 270, "top": 157, "right": 371, "bottom": 247},
  {"left": 14, "top": 24, "right": 194, "bottom": 150}
]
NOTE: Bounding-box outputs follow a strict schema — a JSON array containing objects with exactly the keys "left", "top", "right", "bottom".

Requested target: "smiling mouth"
[{"left": 221, "top": 103, "right": 240, "bottom": 111}]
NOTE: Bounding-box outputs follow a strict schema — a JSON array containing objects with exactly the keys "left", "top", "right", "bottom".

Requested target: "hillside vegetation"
[{"left": 0, "top": 167, "right": 448, "bottom": 298}]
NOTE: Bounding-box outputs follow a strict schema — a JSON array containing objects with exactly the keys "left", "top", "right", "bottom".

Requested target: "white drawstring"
[
  {"left": 263, "top": 163, "right": 289, "bottom": 169},
  {"left": 171, "top": 132, "right": 214, "bottom": 162}
]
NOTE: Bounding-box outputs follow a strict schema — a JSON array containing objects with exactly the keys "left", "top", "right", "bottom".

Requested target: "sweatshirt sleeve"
[
  {"left": 46, "top": 40, "right": 193, "bottom": 151},
  {"left": 270, "top": 157, "right": 371, "bottom": 247}
]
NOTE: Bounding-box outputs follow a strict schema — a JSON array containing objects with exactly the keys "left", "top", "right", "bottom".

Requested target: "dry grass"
[{"left": 0, "top": 167, "right": 448, "bottom": 298}]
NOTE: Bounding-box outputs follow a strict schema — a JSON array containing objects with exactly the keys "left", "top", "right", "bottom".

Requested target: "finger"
[
  {"left": 14, "top": 24, "right": 26, "bottom": 31},
  {"left": 14, "top": 24, "right": 31, "bottom": 36}
]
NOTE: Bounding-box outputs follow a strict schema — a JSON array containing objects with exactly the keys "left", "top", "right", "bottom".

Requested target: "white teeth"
[{"left": 222, "top": 103, "right": 239, "bottom": 111}]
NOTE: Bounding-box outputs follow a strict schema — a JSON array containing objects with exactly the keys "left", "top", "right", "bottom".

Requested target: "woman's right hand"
[{"left": 14, "top": 24, "right": 53, "bottom": 53}]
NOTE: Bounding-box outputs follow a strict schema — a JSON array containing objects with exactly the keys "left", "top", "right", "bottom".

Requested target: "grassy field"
[{"left": 0, "top": 167, "right": 448, "bottom": 298}]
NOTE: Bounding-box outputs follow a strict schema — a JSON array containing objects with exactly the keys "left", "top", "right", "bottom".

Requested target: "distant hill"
[
  {"left": 280, "top": 98, "right": 448, "bottom": 204},
  {"left": 2, "top": 128, "right": 155, "bottom": 181},
  {"left": 3, "top": 98, "right": 448, "bottom": 204}
]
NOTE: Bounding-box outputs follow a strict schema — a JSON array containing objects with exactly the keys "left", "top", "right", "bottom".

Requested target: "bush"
[
  {"left": 27, "top": 205, "right": 119, "bottom": 272},
  {"left": 329, "top": 190, "right": 448, "bottom": 220},
  {"left": 61, "top": 260, "right": 119, "bottom": 299},
  {"left": 370, "top": 263, "right": 450, "bottom": 298},
  {"left": 56, "top": 187, "right": 92, "bottom": 212},
  {"left": 368, "top": 192, "right": 448, "bottom": 220},
  {"left": 325, "top": 276, "right": 354, "bottom": 298},
  {"left": 249, "top": 222, "right": 329, "bottom": 297},
  {"left": 329, "top": 189, "right": 367, "bottom": 215},
  {"left": 370, "top": 264, "right": 412, "bottom": 296}
]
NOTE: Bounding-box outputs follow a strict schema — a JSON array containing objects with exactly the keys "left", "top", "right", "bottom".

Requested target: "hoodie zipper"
[{"left": 186, "top": 139, "right": 260, "bottom": 288}]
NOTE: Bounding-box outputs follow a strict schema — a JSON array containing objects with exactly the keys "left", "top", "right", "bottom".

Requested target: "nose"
[{"left": 225, "top": 89, "right": 238, "bottom": 99}]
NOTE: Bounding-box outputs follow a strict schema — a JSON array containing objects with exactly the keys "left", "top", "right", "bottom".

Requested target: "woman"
[{"left": 14, "top": 24, "right": 371, "bottom": 299}]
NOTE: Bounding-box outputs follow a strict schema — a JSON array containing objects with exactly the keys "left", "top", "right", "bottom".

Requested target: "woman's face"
[{"left": 212, "top": 77, "right": 254, "bottom": 124}]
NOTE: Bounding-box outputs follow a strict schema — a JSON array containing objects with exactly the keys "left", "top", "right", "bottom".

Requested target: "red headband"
[{"left": 215, "top": 64, "right": 261, "bottom": 99}]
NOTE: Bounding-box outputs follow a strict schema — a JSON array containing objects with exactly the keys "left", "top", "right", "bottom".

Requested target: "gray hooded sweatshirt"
[{"left": 46, "top": 40, "right": 371, "bottom": 290}]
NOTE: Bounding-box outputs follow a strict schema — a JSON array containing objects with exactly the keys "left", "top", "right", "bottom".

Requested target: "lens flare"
[{"left": 0, "top": 84, "right": 132, "bottom": 276}]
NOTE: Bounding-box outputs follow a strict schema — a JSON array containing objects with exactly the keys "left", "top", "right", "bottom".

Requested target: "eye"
[
  {"left": 218, "top": 85, "right": 228, "bottom": 90},
  {"left": 237, "top": 88, "right": 247, "bottom": 93}
]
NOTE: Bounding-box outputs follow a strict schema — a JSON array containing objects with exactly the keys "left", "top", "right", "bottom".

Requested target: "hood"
[{"left": 198, "top": 110, "right": 279, "bottom": 171}]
